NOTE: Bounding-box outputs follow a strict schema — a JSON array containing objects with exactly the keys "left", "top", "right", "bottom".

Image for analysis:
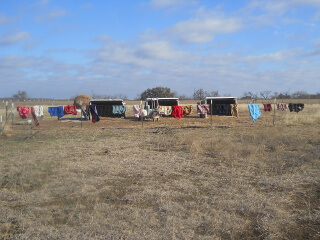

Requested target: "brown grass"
[{"left": 0, "top": 101, "right": 319, "bottom": 239}]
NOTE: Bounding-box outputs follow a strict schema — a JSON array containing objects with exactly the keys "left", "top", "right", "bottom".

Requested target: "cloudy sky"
[{"left": 1, "top": 0, "right": 320, "bottom": 99}]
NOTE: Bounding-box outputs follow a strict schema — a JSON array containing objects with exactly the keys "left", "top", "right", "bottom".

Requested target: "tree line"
[{"left": 8, "top": 88, "right": 320, "bottom": 101}]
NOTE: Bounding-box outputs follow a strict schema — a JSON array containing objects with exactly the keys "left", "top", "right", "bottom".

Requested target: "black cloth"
[
  {"left": 89, "top": 104, "right": 100, "bottom": 123},
  {"left": 288, "top": 103, "right": 304, "bottom": 113}
]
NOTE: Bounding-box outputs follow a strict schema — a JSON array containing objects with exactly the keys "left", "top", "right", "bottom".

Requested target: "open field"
[{"left": 0, "top": 101, "right": 319, "bottom": 239}]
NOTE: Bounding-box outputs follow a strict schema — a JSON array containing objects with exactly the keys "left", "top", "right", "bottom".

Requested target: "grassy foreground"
[{"left": 0, "top": 104, "right": 319, "bottom": 239}]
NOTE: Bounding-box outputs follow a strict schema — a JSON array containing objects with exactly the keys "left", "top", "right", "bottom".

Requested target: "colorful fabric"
[
  {"left": 230, "top": 104, "right": 239, "bottom": 118},
  {"left": 276, "top": 103, "right": 288, "bottom": 111},
  {"left": 48, "top": 106, "right": 65, "bottom": 119},
  {"left": 112, "top": 105, "right": 126, "bottom": 114},
  {"left": 263, "top": 104, "right": 272, "bottom": 112},
  {"left": 89, "top": 104, "right": 100, "bottom": 123},
  {"left": 248, "top": 104, "right": 261, "bottom": 122},
  {"left": 158, "top": 106, "right": 172, "bottom": 115},
  {"left": 288, "top": 103, "right": 304, "bottom": 113},
  {"left": 172, "top": 106, "right": 183, "bottom": 119},
  {"left": 182, "top": 105, "right": 193, "bottom": 116},
  {"left": 133, "top": 105, "right": 141, "bottom": 118},
  {"left": 17, "top": 106, "right": 30, "bottom": 119},
  {"left": 64, "top": 105, "right": 77, "bottom": 115},
  {"left": 197, "top": 104, "right": 210, "bottom": 114}
]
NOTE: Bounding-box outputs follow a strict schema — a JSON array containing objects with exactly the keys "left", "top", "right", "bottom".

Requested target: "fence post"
[{"left": 273, "top": 98, "right": 276, "bottom": 126}]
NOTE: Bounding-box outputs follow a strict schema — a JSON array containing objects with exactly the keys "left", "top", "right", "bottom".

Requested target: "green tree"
[
  {"left": 140, "top": 86, "right": 176, "bottom": 100},
  {"left": 12, "top": 90, "right": 27, "bottom": 100}
]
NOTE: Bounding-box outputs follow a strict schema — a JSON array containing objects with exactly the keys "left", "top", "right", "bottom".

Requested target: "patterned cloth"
[
  {"left": 230, "top": 104, "right": 239, "bottom": 118},
  {"left": 89, "top": 104, "right": 100, "bottom": 123},
  {"left": 197, "top": 104, "right": 210, "bottom": 114},
  {"left": 133, "top": 105, "right": 141, "bottom": 118},
  {"left": 248, "top": 104, "right": 261, "bottom": 122},
  {"left": 158, "top": 106, "right": 172, "bottom": 116},
  {"left": 263, "top": 104, "right": 272, "bottom": 112},
  {"left": 17, "top": 106, "right": 30, "bottom": 119},
  {"left": 276, "top": 103, "right": 288, "bottom": 111},
  {"left": 30, "top": 107, "right": 40, "bottom": 127},
  {"left": 112, "top": 105, "right": 126, "bottom": 114},
  {"left": 64, "top": 105, "right": 77, "bottom": 115},
  {"left": 288, "top": 103, "right": 304, "bottom": 113},
  {"left": 182, "top": 105, "right": 193, "bottom": 116}
]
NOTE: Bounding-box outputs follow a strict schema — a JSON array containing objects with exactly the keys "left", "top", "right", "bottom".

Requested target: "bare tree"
[
  {"left": 260, "top": 90, "right": 272, "bottom": 99},
  {"left": 12, "top": 90, "right": 27, "bottom": 100}
]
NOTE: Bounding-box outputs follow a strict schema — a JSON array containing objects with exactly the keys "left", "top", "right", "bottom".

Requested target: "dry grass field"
[{"left": 0, "top": 100, "right": 319, "bottom": 239}]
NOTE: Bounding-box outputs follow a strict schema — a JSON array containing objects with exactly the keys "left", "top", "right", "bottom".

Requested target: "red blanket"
[
  {"left": 64, "top": 105, "right": 77, "bottom": 115},
  {"left": 263, "top": 104, "right": 272, "bottom": 112},
  {"left": 172, "top": 106, "right": 183, "bottom": 119},
  {"left": 17, "top": 106, "right": 30, "bottom": 119}
]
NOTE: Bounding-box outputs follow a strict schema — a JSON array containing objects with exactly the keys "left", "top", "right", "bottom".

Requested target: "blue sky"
[{"left": 0, "top": 0, "right": 319, "bottom": 99}]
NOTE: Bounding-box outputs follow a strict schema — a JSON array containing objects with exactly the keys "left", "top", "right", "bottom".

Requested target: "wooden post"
[
  {"left": 210, "top": 99, "right": 213, "bottom": 126},
  {"left": 80, "top": 101, "right": 83, "bottom": 129},
  {"left": 11, "top": 103, "right": 14, "bottom": 127},
  {"left": 5, "top": 101, "right": 8, "bottom": 119},
  {"left": 273, "top": 98, "right": 276, "bottom": 126}
]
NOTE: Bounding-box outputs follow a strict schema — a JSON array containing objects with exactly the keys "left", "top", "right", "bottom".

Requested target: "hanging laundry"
[
  {"left": 182, "top": 105, "right": 193, "bottom": 116},
  {"left": 276, "top": 103, "right": 288, "bottom": 111},
  {"left": 263, "top": 104, "right": 272, "bottom": 112},
  {"left": 17, "top": 106, "right": 30, "bottom": 119},
  {"left": 248, "top": 104, "right": 261, "bottom": 122},
  {"left": 112, "top": 105, "right": 126, "bottom": 114},
  {"left": 48, "top": 106, "right": 65, "bottom": 119},
  {"left": 89, "top": 104, "right": 100, "bottom": 123},
  {"left": 197, "top": 104, "right": 210, "bottom": 114},
  {"left": 216, "top": 104, "right": 231, "bottom": 115},
  {"left": 30, "top": 107, "right": 40, "bottom": 127},
  {"left": 33, "top": 105, "right": 44, "bottom": 120},
  {"left": 133, "top": 105, "right": 141, "bottom": 118},
  {"left": 230, "top": 104, "right": 239, "bottom": 118},
  {"left": 158, "top": 106, "right": 172, "bottom": 115},
  {"left": 288, "top": 103, "right": 304, "bottom": 113},
  {"left": 172, "top": 106, "right": 183, "bottom": 119},
  {"left": 64, "top": 105, "right": 77, "bottom": 115}
]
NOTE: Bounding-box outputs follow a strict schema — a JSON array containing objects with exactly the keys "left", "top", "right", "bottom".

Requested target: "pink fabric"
[
  {"left": 17, "top": 106, "right": 30, "bottom": 119},
  {"left": 197, "top": 104, "right": 210, "bottom": 114}
]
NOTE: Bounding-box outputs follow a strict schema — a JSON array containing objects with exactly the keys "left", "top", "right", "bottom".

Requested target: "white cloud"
[
  {"left": 136, "top": 41, "right": 186, "bottom": 60},
  {"left": 168, "top": 15, "right": 242, "bottom": 43},
  {"left": 0, "top": 32, "right": 31, "bottom": 46},
  {"left": 0, "top": 14, "right": 12, "bottom": 25}
]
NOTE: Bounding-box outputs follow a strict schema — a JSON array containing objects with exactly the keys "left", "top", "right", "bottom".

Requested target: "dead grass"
[{"left": 0, "top": 101, "right": 319, "bottom": 239}]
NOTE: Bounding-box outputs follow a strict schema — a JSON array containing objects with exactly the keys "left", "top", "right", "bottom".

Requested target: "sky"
[{"left": 0, "top": 0, "right": 320, "bottom": 99}]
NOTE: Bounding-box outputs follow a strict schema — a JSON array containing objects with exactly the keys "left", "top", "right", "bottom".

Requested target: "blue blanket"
[
  {"left": 48, "top": 106, "right": 65, "bottom": 119},
  {"left": 112, "top": 105, "right": 126, "bottom": 114},
  {"left": 248, "top": 104, "right": 261, "bottom": 122}
]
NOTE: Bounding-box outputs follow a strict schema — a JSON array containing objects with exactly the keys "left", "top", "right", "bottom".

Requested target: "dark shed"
[
  {"left": 90, "top": 99, "right": 126, "bottom": 118},
  {"left": 201, "top": 97, "right": 237, "bottom": 116}
]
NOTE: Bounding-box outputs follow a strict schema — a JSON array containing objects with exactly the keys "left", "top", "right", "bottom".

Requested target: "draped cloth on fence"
[
  {"left": 17, "top": 106, "right": 30, "bottom": 119},
  {"left": 48, "top": 106, "right": 65, "bottom": 119},
  {"left": 158, "top": 106, "right": 172, "bottom": 116},
  {"left": 89, "top": 104, "right": 100, "bottom": 123},
  {"left": 263, "top": 104, "right": 272, "bottom": 112},
  {"left": 64, "top": 105, "right": 77, "bottom": 115},
  {"left": 33, "top": 105, "right": 44, "bottom": 119},
  {"left": 276, "top": 103, "right": 288, "bottom": 111},
  {"left": 133, "top": 105, "right": 141, "bottom": 118},
  {"left": 230, "top": 104, "right": 239, "bottom": 118},
  {"left": 172, "top": 106, "right": 183, "bottom": 119},
  {"left": 112, "top": 105, "right": 126, "bottom": 114},
  {"left": 248, "top": 104, "right": 261, "bottom": 122},
  {"left": 288, "top": 103, "right": 304, "bottom": 113},
  {"left": 182, "top": 105, "right": 193, "bottom": 116},
  {"left": 197, "top": 104, "right": 210, "bottom": 114}
]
